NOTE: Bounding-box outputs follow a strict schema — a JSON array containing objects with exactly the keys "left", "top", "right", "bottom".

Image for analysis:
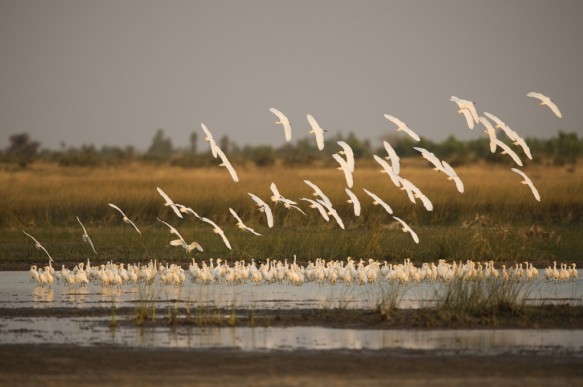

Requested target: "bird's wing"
[
  {"left": 23, "top": 231, "right": 54, "bottom": 262},
  {"left": 23, "top": 230, "right": 40, "bottom": 245},
  {"left": 402, "top": 126, "right": 421, "bottom": 142},
  {"left": 460, "top": 108, "right": 475, "bottom": 129},
  {"left": 383, "top": 114, "right": 405, "bottom": 129},
  {"left": 127, "top": 219, "right": 142, "bottom": 235},
  {"left": 327, "top": 208, "right": 345, "bottom": 230},
  {"left": 332, "top": 154, "right": 353, "bottom": 188},
  {"left": 157, "top": 187, "right": 183, "bottom": 218},
  {"left": 219, "top": 232, "right": 231, "bottom": 250},
  {"left": 201, "top": 217, "right": 218, "bottom": 229},
  {"left": 303, "top": 180, "right": 332, "bottom": 207},
  {"left": 201, "top": 123, "right": 219, "bottom": 158},
  {"left": 270, "top": 182, "right": 281, "bottom": 199},
  {"left": 417, "top": 192, "right": 434, "bottom": 211},
  {"left": 393, "top": 216, "right": 419, "bottom": 244},
  {"left": 513, "top": 137, "right": 533, "bottom": 160},
  {"left": 229, "top": 208, "right": 243, "bottom": 223},
  {"left": 547, "top": 101, "right": 562, "bottom": 118},
  {"left": 157, "top": 218, "right": 183, "bottom": 240},
  {"left": 87, "top": 236, "right": 98, "bottom": 255},
  {"left": 76, "top": 217, "right": 88, "bottom": 235},
  {"left": 364, "top": 189, "right": 393, "bottom": 214},
  {"left": 345, "top": 188, "right": 361, "bottom": 216},
  {"left": 479, "top": 117, "right": 498, "bottom": 153},
  {"left": 270, "top": 108, "right": 292, "bottom": 141},
  {"left": 216, "top": 148, "right": 239, "bottom": 183},
  {"left": 337, "top": 141, "right": 355, "bottom": 172},
  {"left": 306, "top": 114, "right": 320, "bottom": 132},
  {"left": 314, "top": 129, "right": 325, "bottom": 150},
  {"left": 108, "top": 203, "right": 125, "bottom": 217},
  {"left": 527, "top": 92, "right": 545, "bottom": 102},
  {"left": 382, "top": 141, "right": 400, "bottom": 175},
  {"left": 511, "top": 168, "right": 540, "bottom": 201}
]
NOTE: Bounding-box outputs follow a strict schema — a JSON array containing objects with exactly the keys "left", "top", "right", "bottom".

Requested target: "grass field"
[{"left": 1, "top": 161, "right": 582, "bottom": 268}]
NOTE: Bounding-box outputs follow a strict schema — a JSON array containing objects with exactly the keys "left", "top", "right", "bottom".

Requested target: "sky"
[{"left": 0, "top": 0, "right": 581, "bottom": 151}]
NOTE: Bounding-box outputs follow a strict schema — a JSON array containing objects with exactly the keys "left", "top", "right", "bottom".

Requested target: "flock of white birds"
[{"left": 24, "top": 92, "right": 564, "bottom": 285}]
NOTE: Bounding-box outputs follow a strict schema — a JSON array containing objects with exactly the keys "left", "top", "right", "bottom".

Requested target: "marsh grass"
[
  {"left": 134, "top": 281, "right": 159, "bottom": 325},
  {"left": 369, "top": 281, "right": 408, "bottom": 318}
]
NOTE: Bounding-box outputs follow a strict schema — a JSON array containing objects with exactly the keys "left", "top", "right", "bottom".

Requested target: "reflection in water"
[{"left": 32, "top": 287, "right": 54, "bottom": 304}]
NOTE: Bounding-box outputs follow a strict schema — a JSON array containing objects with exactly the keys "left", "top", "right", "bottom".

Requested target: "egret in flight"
[
  {"left": 382, "top": 141, "right": 400, "bottom": 175},
  {"left": 483, "top": 112, "right": 518, "bottom": 142},
  {"left": 23, "top": 231, "right": 54, "bottom": 262},
  {"left": 76, "top": 217, "right": 97, "bottom": 255},
  {"left": 332, "top": 153, "right": 354, "bottom": 188},
  {"left": 345, "top": 188, "right": 361, "bottom": 216},
  {"left": 510, "top": 168, "right": 541, "bottom": 201},
  {"left": 363, "top": 188, "right": 393, "bottom": 215},
  {"left": 229, "top": 208, "right": 262, "bottom": 236},
  {"left": 393, "top": 216, "right": 419, "bottom": 244},
  {"left": 450, "top": 96, "right": 479, "bottom": 129},
  {"left": 269, "top": 108, "right": 292, "bottom": 142},
  {"left": 336, "top": 141, "right": 355, "bottom": 172},
  {"left": 216, "top": 147, "right": 239, "bottom": 183},
  {"left": 157, "top": 187, "right": 183, "bottom": 218},
  {"left": 201, "top": 217, "right": 232, "bottom": 250},
  {"left": 157, "top": 218, "right": 203, "bottom": 253},
  {"left": 108, "top": 203, "right": 141, "bottom": 234},
  {"left": 494, "top": 139, "right": 523, "bottom": 166},
  {"left": 248, "top": 193, "right": 274, "bottom": 228},
  {"left": 306, "top": 114, "right": 326, "bottom": 150},
  {"left": 527, "top": 92, "right": 562, "bottom": 118},
  {"left": 384, "top": 114, "right": 420, "bottom": 142},
  {"left": 201, "top": 123, "right": 220, "bottom": 158}
]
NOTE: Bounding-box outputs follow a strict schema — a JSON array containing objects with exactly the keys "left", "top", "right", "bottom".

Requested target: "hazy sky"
[{"left": 1, "top": 0, "right": 581, "bottom": 151}]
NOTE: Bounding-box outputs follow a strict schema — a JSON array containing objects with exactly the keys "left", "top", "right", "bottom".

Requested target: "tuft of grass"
[{"left": 134, "top": 281, "right": 159, "bottom": 325}]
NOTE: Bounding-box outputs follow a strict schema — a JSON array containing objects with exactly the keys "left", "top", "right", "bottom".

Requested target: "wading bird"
[
  {"left": 384, "top": 114, "right": 420, "bottom": 141},
  {"left": 108, "top": 203, "right": 141, "bottom": 234},
  {"left": 76, "top": 217, "right": 97, "bottom": 255},
  {"left": 527, "top": 92, "right": 562, "bottom": 118},
  {"left": 510, "top": 168, "right": 541, "bottom": 201},
  {"left": 269, "top": 108, "right": 292, "bottom": 142}
]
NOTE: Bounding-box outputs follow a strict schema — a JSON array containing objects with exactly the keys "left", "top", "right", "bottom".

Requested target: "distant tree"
[
  {"left": 219, "top": 135, "right": 230, "bottom": 154},
  {"left": 147, "top": 129, "right": 173, "bottom": 159},
  {"left": 248, "top": 145, "right": 276, "bottom": 167},
  {"left": 190, "top": 132, "right": 198, "bottom": 154},
  {"left": 6, "top": 133, "right": 40, "bottom": 168}
]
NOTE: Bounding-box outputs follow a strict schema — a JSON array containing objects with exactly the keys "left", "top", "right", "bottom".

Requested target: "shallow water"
[
  {"left": 1, "top": 271, "right": 582, "bottom": 310},
  {"left": 0, "top": 316, "right": 582, "bottom": 354}
]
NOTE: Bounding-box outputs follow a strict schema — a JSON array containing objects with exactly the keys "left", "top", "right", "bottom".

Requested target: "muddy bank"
[
  {"left": 0, "top": 344, "right": 581, "bottom": 386},
  {"left": 2, "top": 305, "right": 582, "bottom": 329}
]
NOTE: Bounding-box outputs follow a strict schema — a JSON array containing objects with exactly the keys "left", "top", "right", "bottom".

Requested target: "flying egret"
[
  {"left": 303, "top": 180, "right": 333, "bottom": 208},
  {"left": 323, "top": 204, "right": 345, "bottom": 230},
  {"left": 373, "top": 154, "right": 402, "bottom": 188},
  {"left": 513, "top": 136, "right": 533, "bottom": 160},
  {"left": 156, "top": 187, "right": 183, "bottom": 218},
  {"left": 483, "top": 112, "right": 519, "bottom": 142},
  {"left": 229, "top": 208, "right": 262, "bottom": 236},
  {"left": 478, "top": 116, "right": 498, "bottom": 153},
  {"left": 23, "top": 231, "right": 54, "bottom": 262},
  {"left": 108, "top": 203, "right": 141, "bottom": 234},
  {"left": 450, "top": 96, "right": 480, "bottom": 129},
  {"left": 363, "top": 188, "right": 393, "bottom": 215},
  {"left": 383, "top": 114, "right": 420, "bottom": 142},
  {"left": 269, "top": 108, "right": 292, "bottom": 142},
  {"left": 494, "top": 139, "right": 523, "bottom": 166},
  {"left": 175, "top": 204, "right": 202, "bottom": 219},
  {"left": 76, "top": 217, "right": 97, "bottom": 255},
  {"left": 399, "top": 178, "right": 433, "bottom": 211},
  {"left": 332, "top": 153, "right": 354, "bottom": 188},
  {"left": 300, "top": 198, "right": 330, "bottom": 221},
  {"left": 201, "top": 217, "right": 231, "bottom": 250},
  {"left": 392, "top": 216, "right": 420, "bottom": 244},
  {"left": 441, "top": 160, "right": 465, "bottom": 193},
  {"left": 336, "top": 141, "right": 355, "bottom": 172},
  {"left": 527, "top": 92, "right": 562, "bottom": 118},
  {"left": 216, "top": 147, "right": 239, "bottom": 183},
  {"left": 382, "top": 141, "right": 400, "bottom": 175},
  {"left": 510, "top": 168, "right": 541, "bottom": 201},
  {"left": 345, "top": 188, "right": 361, "bottom": 216},
  {"left": 201, "top": 123, "right": 220, "bottom": 157},
  {"left": 248, "top": 193, "right": 274, "bottom": 228},
  {"left": 157, "top": 218, "right": 203, "bottom": 253},
  {"left": 270, "top": 182, "right": 305, "bottom": 215},
  {"left": 413, "top": 147, "right": 446, "bottom": 173},
  {"left": 306, "top": 114, "right": 326, "bottom": 150}
]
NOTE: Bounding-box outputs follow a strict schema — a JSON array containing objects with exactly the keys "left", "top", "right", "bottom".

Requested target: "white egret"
[
  {"left": 201, "top": 123, "right": 220, "bottom": 157},
  {"left": 399, "top": 179, "right": 433, "bottom": 211},
  {"left": 248, "top": 193, "right": 274, "bottom": 228},
  {"left": 108, "top": 203, "right": 141, "bottom": 234},
  {"left": 76, "top": 217, "right": 97, "bottom": 255},
  {"left": 494, "top": 139, "right": 523, "bottom": 166},
  {"left": 157, "top": 218, "right": 203, "bottom": 253},
  {"left": 483, "top": 112, "right": 519, "bottom": 142},
  {"left": 478, "top": 116, "right": 498, "bottom": 153},
  {"left": 201, "top": 217, "right": 232, "bottom": 250},
  {"left": 373, "top": 155, "right": 402, "bottom": 188},
  {"left": 363, "top": 188, "right": 393, "bottom": 215},
  {"left": 175, "top": 204, "right": 202, "bottom": 219},
  {"left": 324, "top": 205, "right": 345, "bottom": 230},
  {"left": 450, "top": 96, "right": 479, "bottom": 129},
  {"left": 382, "top": 141, "right": 400, "bottom": 174},
  {"left": 527, "top": 92, "right": 562, "bottom": 118},
  {"left": 215, "top": 147, "right": 239, "bottom": 183},
  {"left": 441, "top": 161, "right": 464, "bottom": 193},
  {"left": 229, "top": 208, "right": 262, "bottom": 236},
  {"left": 513, "top": 136, "right": 533, "bottom": 160},
  {"left": 345, "top": 188, "right": 361, "bottom": 216},
  {"left": 332, "top": 153, "right": 354, "bottom": 188},
  {"left": 303, "top": 180, "right": 333, "bottom": 208},
  {"left": 156, "top": 187, "right": 183, "bottom": 218},
  {"left": 270, "top": 182, "right": 305, "bottom": 215},
  {"left": 510, "top": 168, "right": 541, "bottom": 201},
  {"left": 269, "top": 108, "right": 292, "bottom": 142},
  {"left": 413, "top": 147, "right": 446, "bottom": 173},
  {"left": 306, "top": 114, "right": 326, "bottom": 150},
  {"left": 383, "top": 114, "right": 420, "bottom": 142},
  {"left": 23, "top": 231, "right": 54, "bottom": 262},
  {"left": 336, "top": 141, "right": 355, "bottom": 172},
  {"left": 392, "top": 216, "right": 420, "bottom": 244},
  {"left": 300, "top": 198, "right": 330, "bottom": 221}
]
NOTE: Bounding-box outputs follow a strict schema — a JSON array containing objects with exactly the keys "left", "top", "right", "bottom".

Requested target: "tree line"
[{"left": 2, "top": 129, "right": 582, "bottom": 169}]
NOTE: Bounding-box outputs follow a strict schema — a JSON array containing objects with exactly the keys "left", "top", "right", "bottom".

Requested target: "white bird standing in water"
[
  {"left": 306, "top": 114, "right": 326, "bottom": 150},
  {"left": 527, "top": 92, "right": 562, "bottom": 118},
  {"left": 76, "top": 217, "right": 97, "bottom": 255},
  {"left": 383, "top": 114, "right": 420, "bottom": 142},
  {"left": 269, "top": 108, "right": 292, "bottom": 142},
  {"left": 157, "top": 218, "right": 203, "bottom": 253},
  {"left": 201, "top": 123, "right": 220, "bottom": 158},
  {"left": 23, "top": 231, "right": 54, "bottom": 262},
  {"left": 215, "top": 147, "right": 239, "bottom": 183},
  {"left": 248, "top": 193, "right": 274, "bottom": 228},
  {"left": 345, "top": 188, "right": 361, "bottom": 216},
  {"left": 201, "top": 217, "right": 232, "bottom": 250},
  {"left": 363, "top": 188, "right": 393, "bottom": 215},
  {"left": 156, "top": 187, "right": 183, "bottom": 218},
  {"left": 450, "top": 96, "right": 479, "bottom": 129},
  {"left": 510, "top": 168, "right": 541, "bottom": 201},
  {"left": 392, "top": 216, "right": 420, "bottom": 244},
  {"left": 229, "top": 208, "right": 262, "bottom": 236},
  {"left": 108, "top": 203, "right": 141, "bottom": 234}
]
